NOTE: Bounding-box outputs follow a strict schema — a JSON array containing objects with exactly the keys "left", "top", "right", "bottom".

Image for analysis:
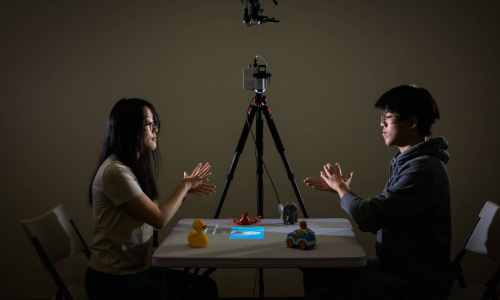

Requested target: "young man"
[{"left": 303, "top": 85, "right": 458, "bottom": 299}]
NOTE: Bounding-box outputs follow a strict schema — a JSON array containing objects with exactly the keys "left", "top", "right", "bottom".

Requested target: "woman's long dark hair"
[{"left": 88, "top": 98, "right": 162, "bottom": 206}]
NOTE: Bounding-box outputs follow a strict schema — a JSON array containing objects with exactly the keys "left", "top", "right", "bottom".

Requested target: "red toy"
[
  {"left": 228, "top": 212, "right": 263, "bottom": 225},
  {"left": 297, "top": 221, "right": 313, "bottom": 234}
]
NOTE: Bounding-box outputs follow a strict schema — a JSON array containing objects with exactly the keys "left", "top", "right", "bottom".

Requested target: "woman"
[{"left": 85, "top": 98, "right": 218, "bottom": 299}]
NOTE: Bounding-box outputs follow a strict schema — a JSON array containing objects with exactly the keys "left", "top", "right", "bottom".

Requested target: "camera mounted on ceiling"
[{"left": 242, "top": 0, "right": 280, "bottom": 27}]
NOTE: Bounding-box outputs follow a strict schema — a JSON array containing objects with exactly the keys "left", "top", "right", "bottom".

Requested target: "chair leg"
[
  {"left": 491, "top": 289, "right": 498, "bottom": 300},
  {"left": 56, "top": 288, "right": 63, "bottom": 300},
  {"left": 457, "top": 267, "right": 467, "bottom": 288},
  {"left": 483, "top": 266, "right": 500, "bottom": 300}
]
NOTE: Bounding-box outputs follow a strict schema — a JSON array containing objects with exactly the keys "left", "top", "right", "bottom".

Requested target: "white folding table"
[{"left": 152, "top": 218, "right": 367, "bottom": 299}]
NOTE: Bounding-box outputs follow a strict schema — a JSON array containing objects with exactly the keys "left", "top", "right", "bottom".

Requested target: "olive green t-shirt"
[{"left": 88, "top": 154, "right": 153, "bottom": 275}]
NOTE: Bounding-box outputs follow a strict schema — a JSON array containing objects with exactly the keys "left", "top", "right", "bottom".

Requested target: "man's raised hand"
[
  {"left": 303, "top": 177, "right": 337, "bottom": 193},
  {"left": 320, "top": 163, "right": 353, "bottom": 197}
]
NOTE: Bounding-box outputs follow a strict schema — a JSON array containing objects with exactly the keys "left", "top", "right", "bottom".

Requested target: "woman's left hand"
[{"left": 183, "top": 169, "right": 216, "bottom": 197}]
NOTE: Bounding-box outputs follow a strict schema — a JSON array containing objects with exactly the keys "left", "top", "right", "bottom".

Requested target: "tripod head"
[{"left": 253, "top": 93, "right": 267, "bottom": 107}]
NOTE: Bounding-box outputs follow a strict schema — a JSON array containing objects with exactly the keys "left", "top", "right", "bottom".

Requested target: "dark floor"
[{"left": 224, "top": 298, "right": 304, "bottom": 300}]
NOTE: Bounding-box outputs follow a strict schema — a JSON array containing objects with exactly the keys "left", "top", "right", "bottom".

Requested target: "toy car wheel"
[
  {"left": 287, "top": 239, "right": 294, "bottom": 248},
  {"left": 299, "top": 241, "right": 307, "bottom": 250}
]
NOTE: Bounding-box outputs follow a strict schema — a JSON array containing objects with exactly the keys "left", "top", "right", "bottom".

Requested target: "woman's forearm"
[{"left": 157, "top": 182, "right": 190, "bottom": 228}]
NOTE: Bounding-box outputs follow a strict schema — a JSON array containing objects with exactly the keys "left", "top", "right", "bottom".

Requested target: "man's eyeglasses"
[
  {"left": 381, "top": 114, "right": 399, "bottom": 125},
  {"left": 144, "top": 121, "right": 159, "bottom": 131}
]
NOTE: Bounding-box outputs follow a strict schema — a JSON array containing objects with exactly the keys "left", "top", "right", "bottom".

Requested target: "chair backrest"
[
  {"left": 465, "top": 201, "right": 500, "bottom": 262},
  {"left": 21, "top": 205, "right": 90, "bottom": 300},
  {"left": 453, "top": 201, "right": 500, "bottom": 299},
  {"left": 21, "top": 204, "right": 90, "bottom": 269}
]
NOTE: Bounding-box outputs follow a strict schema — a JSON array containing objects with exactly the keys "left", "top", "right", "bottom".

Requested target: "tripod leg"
[
  {"left": 262, "top": 106, "right": 309, "bottom": 218},
  {"left": 256, "top": 107, "right": 264, "bottom": 217},
  {"left": 213, "top": 106, "right": 257, "bottom": 219}
]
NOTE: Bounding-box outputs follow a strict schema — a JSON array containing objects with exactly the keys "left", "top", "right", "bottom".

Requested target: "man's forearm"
[{"left": 337, "top": 184, "right": 351, "bottom": 199}]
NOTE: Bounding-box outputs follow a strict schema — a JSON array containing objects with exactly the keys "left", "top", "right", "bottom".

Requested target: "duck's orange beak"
[{"left": 202, "top": 225, "right": 207, "bottom": 229}]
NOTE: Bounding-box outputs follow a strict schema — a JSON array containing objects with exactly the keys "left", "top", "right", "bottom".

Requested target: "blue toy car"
[{"left": 286, "top": 228, "right": 316, "bottom": 250}]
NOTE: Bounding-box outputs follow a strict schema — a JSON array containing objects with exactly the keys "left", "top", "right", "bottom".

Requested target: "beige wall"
[{"left": 1, "top": 1, "right": 499, "bottom": 298}]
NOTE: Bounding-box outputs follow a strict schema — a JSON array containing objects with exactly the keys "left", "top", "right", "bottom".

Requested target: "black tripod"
[
  {"left": 213, "top": 93, "right": 309, "bottom": 298},
  {"left": 214, "top": 93, "right": 309, "bottom": 219}
]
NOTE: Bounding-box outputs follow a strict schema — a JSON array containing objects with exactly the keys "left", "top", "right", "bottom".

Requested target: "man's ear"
[{"left": 409, "top": 116, "right": 418, "bottom": 130}]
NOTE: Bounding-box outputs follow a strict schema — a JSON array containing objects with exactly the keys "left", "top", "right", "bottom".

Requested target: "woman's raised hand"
[{"left": 182, "top": 163, "right": 216, "bottom": 197}]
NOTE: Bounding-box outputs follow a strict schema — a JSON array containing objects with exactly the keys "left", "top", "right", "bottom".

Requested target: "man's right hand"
[{"left": 303, "top": 177, "right": 337, "bottom": 193}]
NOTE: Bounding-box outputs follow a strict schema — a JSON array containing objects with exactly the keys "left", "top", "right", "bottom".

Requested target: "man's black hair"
[{"left": 375, "top": 85, "right": 440, "bottom": 136}]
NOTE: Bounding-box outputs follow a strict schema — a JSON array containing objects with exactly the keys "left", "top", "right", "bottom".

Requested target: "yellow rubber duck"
[{"left": 188, "top": 219, "right": 209, "bottom": 248}]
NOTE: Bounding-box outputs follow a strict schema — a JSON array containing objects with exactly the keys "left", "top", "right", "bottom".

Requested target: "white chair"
[
  {"left": 21, "top": 205, "right": 91, "bottom": 300},
  {"left": 449, "top": 201, "right": 500, "bottom": 300}
]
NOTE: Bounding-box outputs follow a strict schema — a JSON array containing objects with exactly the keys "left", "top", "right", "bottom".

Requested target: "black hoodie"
[{"left": 341, "top": 137, "right": 458, "bottom": 299}]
